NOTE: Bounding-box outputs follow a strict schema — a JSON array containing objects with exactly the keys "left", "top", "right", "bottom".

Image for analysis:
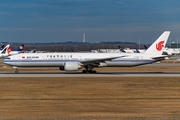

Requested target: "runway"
[
  {"left": 1, "top": 71, "right": 180, "bottom": 77},
  {"left": 1, "top": 62, "right": 180, "bottom": 77}
]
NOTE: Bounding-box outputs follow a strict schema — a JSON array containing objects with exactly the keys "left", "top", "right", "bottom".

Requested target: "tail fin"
[
  {"left": 144, "top": 31, "right": 170, "bottom": 56},
  {"left": 1, "top": 44, "right": 10, "bottom": 54},
  {"left": 118, "top": 45, "right": 126, "bottom": 53},
  {"left": 1, "top": 44, "right": 5, "bottom": 50},
  {"left": 16, "top": 44, "right": 24, "bottom": 51},
  {"left": 144, "top": 45, "right": 148, "bottom": 50},
  {"left": 6, "top": 48, "right": 12, "bottom": 55},
  {"left": 135, "top": 48, "right": 140, "bottom": 53}
]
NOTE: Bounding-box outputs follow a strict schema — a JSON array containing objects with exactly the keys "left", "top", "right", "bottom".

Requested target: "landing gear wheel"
[
  {"left": 82, "top": 70, "right": 87, "bottom": 73},
  {"left": 92, "top": 70, "right": 96, "bottom": 73},
  {"left": 82, "top": 65, "right": 97, "bottom": 73},
  {"left": 82, "top": 70, "right": 97, "bottom": 73},
  {"left": 88, "top": 70, "right": 93, "bottom": 73},
  {"left": 87, "top": 70, "right": 96, "bottom": 73}
]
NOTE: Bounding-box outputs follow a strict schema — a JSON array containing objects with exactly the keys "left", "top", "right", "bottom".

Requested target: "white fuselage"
[{"left": 4, "top": 52, "right": 156, "bottom": 67}]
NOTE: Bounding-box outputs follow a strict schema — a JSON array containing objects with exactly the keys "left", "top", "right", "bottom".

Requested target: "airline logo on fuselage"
[{"left": 156, "top": 40, "right": 165, "bottom": 51}]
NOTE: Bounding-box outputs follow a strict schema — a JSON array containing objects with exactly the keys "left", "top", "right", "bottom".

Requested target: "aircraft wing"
[{"left": 80, "top": 55, "right": 127, "bottom": 65}]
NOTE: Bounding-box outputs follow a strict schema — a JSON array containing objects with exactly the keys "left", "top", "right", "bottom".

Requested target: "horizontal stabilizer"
[{"left": 152, "top": 55, "right": 169, "bottom": 61}]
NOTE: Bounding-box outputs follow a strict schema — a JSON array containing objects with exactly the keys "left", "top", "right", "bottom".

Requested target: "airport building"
[{"left": 170, "top": 43, "right": 180, "bottom": 48}]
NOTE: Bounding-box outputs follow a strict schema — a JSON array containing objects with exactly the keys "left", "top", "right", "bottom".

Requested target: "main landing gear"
[
  {"left": 82, "top": 65, "right": 97, "bottom": 73},
  {"left": 82, "top": 70, "right": 96, "bottom": 73}
]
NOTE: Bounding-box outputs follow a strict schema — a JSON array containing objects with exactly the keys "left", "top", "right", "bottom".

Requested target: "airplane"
[
  {"left": 144, "top": 45, "right": 148, "bottom": 50},
  {"left": 8, "top": 44, "right": 24, "bottom": 55},
  {"left": 134, "top": 48, "right": 140, "bottom": 53},
  {"left": 118, "top": 45, "right": 126, "bottom": 53},
  {"left": 134, "top": 45, "right": 174, "bottom": 56},
  {"left": 0, "top": 44, "right": 24, "bottom": 59},
  {"left": 3, "top": 31, "right": 170, "bottom": 73},
  {"left": 0, "top": 44, "right": 10, "bottom": 58},
  {"left": 118, "top": 45, "right": 145, "bottom": 53},
  {"left": 135, "top": 45, "right": 149, "bottom": 53},
  {"left": 0, "top": 44, "right": 5, "bottom": 50},
  {"left": 120, "top": 44, "right": 172, "bottom": 55}
]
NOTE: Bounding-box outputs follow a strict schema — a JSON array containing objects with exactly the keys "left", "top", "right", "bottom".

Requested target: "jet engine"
[{"left": 59, "top": 62, "right": 81, "bottom": 71}]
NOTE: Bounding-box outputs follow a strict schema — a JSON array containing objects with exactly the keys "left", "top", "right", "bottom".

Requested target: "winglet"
[{"left": 145, "top": 31, "right": 170, "bottom": 56}]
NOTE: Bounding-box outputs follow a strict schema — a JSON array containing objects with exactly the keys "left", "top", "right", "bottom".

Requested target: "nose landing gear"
[{"left": 13, "top": 66, "right": 19, "bottom": 74}]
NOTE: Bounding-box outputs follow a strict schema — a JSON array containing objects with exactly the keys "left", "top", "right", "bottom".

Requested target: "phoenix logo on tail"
[{"left": 156, "top": 41, "right": 165, "bottom": 51}]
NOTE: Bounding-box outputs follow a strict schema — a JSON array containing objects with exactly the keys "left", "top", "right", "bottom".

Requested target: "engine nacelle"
[{"left": 59, "top": 62, "right": 81, "bottom": 71}]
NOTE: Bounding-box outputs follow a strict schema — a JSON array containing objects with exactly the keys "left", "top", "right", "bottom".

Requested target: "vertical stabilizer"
[
  {"left": 16, "top": 44, "right": 24, "bottom": 51},
  {"left": 144, "top": 45, "right": 148, "bottom": 50},
  {"left": 1, "top": 44, "right": 10, "bottom": 54},
  {"left": 145, "top": 31, "right": 170, "bottom": 56},
  {"left": 0, "top": 44, "right": 5, "bottom": 50},
  {"left": 118, "top": 45, "right": 126, "bottom": 53}
]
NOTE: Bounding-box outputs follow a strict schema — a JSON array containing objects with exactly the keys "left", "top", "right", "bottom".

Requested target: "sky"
[{"left": 0, "top": 0, "right": 180, "bottom": 44}]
